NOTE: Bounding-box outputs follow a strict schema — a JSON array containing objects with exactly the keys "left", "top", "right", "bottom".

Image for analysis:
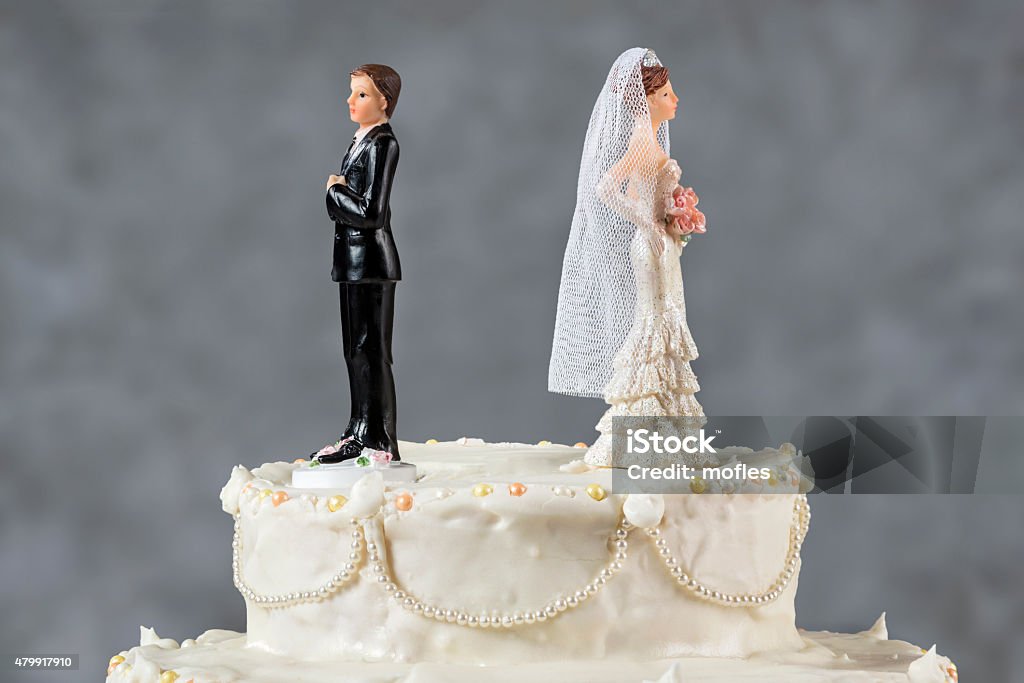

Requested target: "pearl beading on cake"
[
  {"left": 646, "top": 494, "right": 810, "bottom": 606},
  {"left": 231, "top": 515, "right": 364, "bottom": 607},
  {"left": 372, "top": 517, "right": 634, "bottom": 628},
  {"left": 231, "top": 495, "right": 811, "bottom": 615}
]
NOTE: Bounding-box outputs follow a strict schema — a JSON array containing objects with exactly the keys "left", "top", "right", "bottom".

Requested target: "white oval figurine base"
[{"left": 291, "top": 461, "right": 418, "bottom": 488}]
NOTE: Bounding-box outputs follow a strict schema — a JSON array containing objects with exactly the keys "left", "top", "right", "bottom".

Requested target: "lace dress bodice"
[{"left": 630, "top": 158, "right": 686, "bottom": 317}]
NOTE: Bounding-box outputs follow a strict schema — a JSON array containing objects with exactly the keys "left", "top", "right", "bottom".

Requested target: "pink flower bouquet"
[{"left": 665, "top": 185, "right": 707, "bottom": 243}]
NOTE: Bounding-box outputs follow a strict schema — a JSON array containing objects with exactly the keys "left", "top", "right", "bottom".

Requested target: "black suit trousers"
[{"left": 339, "top": 282, "right": 399, "bottom": 459}]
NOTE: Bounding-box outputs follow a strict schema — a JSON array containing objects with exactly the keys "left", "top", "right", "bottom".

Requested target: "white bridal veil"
[{"left": 548, "top": 47, "right": 670, "bottom": 397}]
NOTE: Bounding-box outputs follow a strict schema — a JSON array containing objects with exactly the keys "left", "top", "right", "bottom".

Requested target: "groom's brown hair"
[{"left": 350, "top": 64, "right": 402, "bottom": 119}]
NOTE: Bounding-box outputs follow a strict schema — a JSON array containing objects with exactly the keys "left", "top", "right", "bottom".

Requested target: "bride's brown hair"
[{"left": 641, "top": 65, "right": 669, "bottom": 96}]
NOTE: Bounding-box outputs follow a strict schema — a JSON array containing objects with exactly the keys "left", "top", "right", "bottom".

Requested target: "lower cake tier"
[
  {"left": 105, "top": 619, "right": 959, "bottom": 682},
  {"left": 219, "top": 440, "right": 814, "bottom": 665}
]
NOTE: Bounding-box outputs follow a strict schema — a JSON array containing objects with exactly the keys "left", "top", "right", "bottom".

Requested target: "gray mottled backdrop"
[{"left": 2, "top": 0, "right": 1022, "bottom": 680}]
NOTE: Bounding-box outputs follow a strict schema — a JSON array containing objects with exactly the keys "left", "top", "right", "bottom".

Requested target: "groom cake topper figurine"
[{"left": 313, "top": 64, "right": 403, "bottom": 465}]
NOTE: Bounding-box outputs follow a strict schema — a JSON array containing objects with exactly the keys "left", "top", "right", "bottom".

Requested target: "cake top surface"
[{"left": 220, "top": 438, "right": 811, "bottom": 519}]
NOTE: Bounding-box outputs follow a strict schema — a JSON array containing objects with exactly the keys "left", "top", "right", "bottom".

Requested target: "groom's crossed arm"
[{"left": 326, "top": 136, "right": 400, "bottom": 231}]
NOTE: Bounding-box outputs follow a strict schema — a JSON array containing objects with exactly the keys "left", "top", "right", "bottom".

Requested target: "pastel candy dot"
[
  {"left": 586, "top": 484, "right": 607, "bottom": 501},
  {"left": 395, "top": 492, "right": 414, "bottom": 511},
  {"left": 472, "top": 483, "right": 494, "bottom": 497},
  {"left": 328, "top": 495, "right": 348, "bottom": 512},
  {"left": 259, "top": 489, "right": 273, "bottom": 500},
  {"left": 689, "top": 478, "right": 706, "bottom": 494},
  {"left": 574, "top": 442, "right": 588, "bottom": 448},
  {"left": 537, "top": 440, "right": 552, "bottom": 446},
  {"left": 107, "top": 655, "right": 125, "bottom": 674},
  {"left": 160, "top": 672, "right": 179, "bottom": 683},
  {"left": 508, "top": 482, "right": 527, "bottom": 497},
  {"left": 293, "top": 458, "right": 306, "bottom": 464},
  {"left": 272, "top": 491, "right": 289, "bottom": 507},
  {"left": 426, "top": 438, "right": 439, "bottom": 445}
]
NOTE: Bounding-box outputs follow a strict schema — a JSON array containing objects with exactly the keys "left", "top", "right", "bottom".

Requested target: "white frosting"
[
  {"left": 229, "top": 440, "right": 808, "bottom": 663},
  {"left": 219, "top": 466, "right": 253, "bottom": 516},
  {"left": 623, "top": 493, "right": 666, "bottom": 528},
  {"left": 907, "top": 645, "right": 949, "bottom": 683},
  {"left": 106, "top": 622, "right": 958, "bottom": 682},
  {"left": 105, "top": 440, "right": 957, "bottom": 681},
  {"left": 345, "top": 470, "right": 385, "bottom": 518},
  {"left": 862, "top": 611, "right": 889, "bottom": 640},
  {"left": 138, "top": 626, "right": 177, "bottom": 650}
]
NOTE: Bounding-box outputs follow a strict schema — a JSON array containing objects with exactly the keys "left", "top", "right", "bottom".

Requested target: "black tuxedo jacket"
[{"left": 327, "top": 123, "right": 402, "bottom": 283}]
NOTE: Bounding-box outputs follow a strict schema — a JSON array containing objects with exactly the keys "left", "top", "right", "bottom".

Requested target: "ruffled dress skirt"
[{"left": 585, "top": 236, "right": 704, "bottom": 467}]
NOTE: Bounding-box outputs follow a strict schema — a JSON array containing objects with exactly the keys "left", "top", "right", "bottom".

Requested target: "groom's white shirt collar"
[{"left": 353, "top": 120, "right": 388, "bottom": 146}]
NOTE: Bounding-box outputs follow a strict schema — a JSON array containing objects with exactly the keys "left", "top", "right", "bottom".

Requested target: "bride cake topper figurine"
[
  {"left": 549, "top": 48, "right": 707, "bottom": 466},
  {"left": 313, "top": 64, "right": 403, "bottom": 466}
]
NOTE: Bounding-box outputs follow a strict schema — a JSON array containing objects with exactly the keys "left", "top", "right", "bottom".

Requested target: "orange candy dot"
[
  {"left": 293, "top": 458, "right": 306, "bottom": 464},
  {"left": 574, "top": 442, "right": 588, "bottom": 448},
  {"left": 272, "top": 491, "right": 289, "bottom": 507},
  {"left": 395, "top": 492, "right": 413, "bottom": 511},
  {"left": 508, "top": 482, "right": 527, "bottom": 497}
]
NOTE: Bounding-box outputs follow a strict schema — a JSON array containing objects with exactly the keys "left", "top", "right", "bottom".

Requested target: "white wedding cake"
[{"left": 105, "top": 439, "right": 958, "bottom": 682}]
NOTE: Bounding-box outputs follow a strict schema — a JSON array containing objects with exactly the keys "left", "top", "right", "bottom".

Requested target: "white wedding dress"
[
  {"left": 548, "top": 48, "right": 705, "bottom": 467},
  {"left": 585, "top": 158, "right": 704, "bottom": 466}
]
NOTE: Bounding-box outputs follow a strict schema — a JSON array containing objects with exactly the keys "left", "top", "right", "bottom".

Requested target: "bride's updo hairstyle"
[{"left": 642, "top": 64, "right": 669, "bottom": 96}]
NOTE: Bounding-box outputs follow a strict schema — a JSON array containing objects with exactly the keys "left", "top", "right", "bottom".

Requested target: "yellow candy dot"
[
  {"left": 689, "top": 478, "right": 706, "bottom": 494},
  {"left": 259, "top": 489, "right": 272, "bottom": 500},
  {"left": 472, "top": 483, "right": 494, "bottom": 497},
  {"left": 586, "top": 484, "right": 607, "bottom": 501},
  {"left": 107, "top": 655, "right": 125, "bottom": 674},
  {"left": 425, "top": 438, "right": 439, "bottom": 445},
  {"left": 768, "top": 472, "right": 779, "bottom": 486},
  {"left": 160, "top": 672, "right": 180, "bottom": 683},
  {"left": 537, "top": 440, "right": 552, "bottom": 446},
  {"left": 328, "top": 495, "right": 348, "bottom": 512}
]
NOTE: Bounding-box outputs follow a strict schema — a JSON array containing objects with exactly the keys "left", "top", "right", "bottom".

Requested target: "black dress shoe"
[
  {"left": 311, "top": 434, "right": 354, "bottom": 462},
  {"left": 337, "top": 438, "right": 365, "bottom": 459},
  {"left": 313, "top": 437, "right": 365, "bottom": 465},
  {"left": 310, "top": 438, "right": 341, "bottom": 460}
]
